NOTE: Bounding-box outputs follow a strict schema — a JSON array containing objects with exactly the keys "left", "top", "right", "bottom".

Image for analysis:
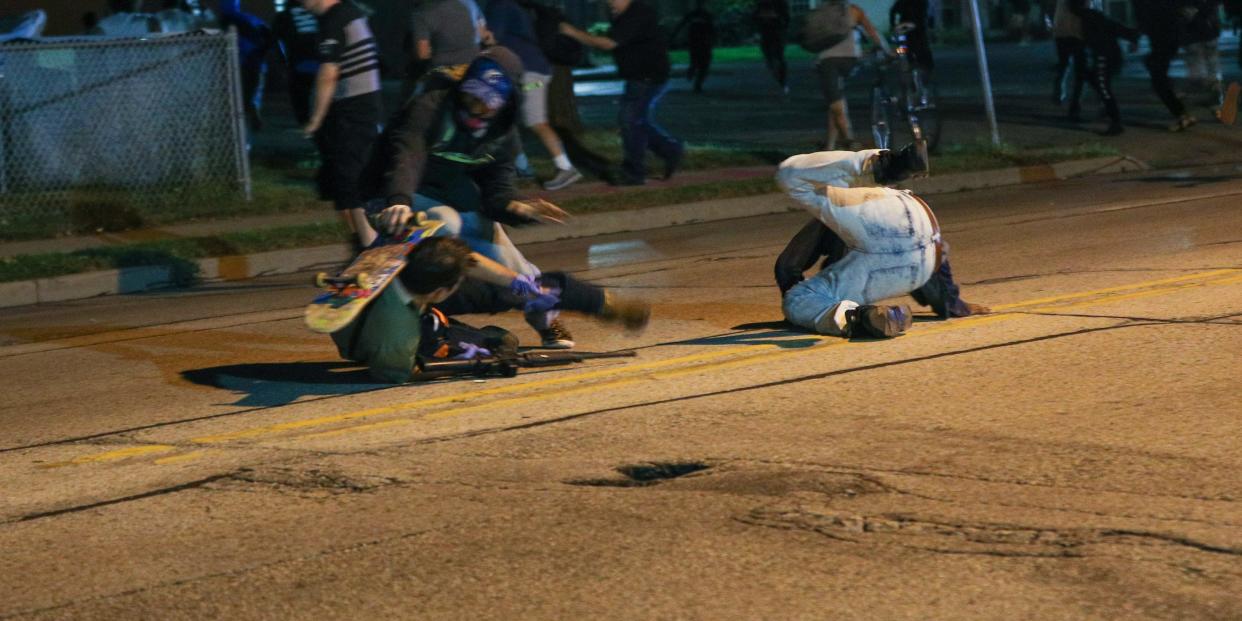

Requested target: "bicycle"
[{"left": 869, "top": 23, "right": 941, "bottom": 152}]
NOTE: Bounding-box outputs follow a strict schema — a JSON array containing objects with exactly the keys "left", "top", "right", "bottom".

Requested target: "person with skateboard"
[
  {"left": 360, "top": 46, "right": 580, "bottom": 349},
  {"left": 330, "top": 232, "right": 650, "bottom": 384},
  {"left": 774, "top": 142, "right": 989, "bottom": 338}
]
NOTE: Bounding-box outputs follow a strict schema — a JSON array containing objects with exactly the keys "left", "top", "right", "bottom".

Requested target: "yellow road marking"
[
  {"left": 153, "top": 450, "right": 208, "bottom": 465},
  {"left": 51, "top": 268, "right": 1242, "bottom": 464},
  {"left": 290, "top": 271, "right": 1241, "bottom": 440},
  {"left": 992, "top": 269, "right": 1239, "bottom": 311},
  {"left": 40, "top": 444, "right": 175, "bottom": 468}
]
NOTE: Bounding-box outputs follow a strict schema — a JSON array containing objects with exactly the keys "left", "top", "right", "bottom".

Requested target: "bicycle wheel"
[
  {"left": 908, "top": 68, "right": 942, "bottom": 152},
  {"left": 870, "top": 84, "right": 894, "bottom": 150}
]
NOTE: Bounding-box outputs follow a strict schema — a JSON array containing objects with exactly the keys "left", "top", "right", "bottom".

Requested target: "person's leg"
[
  {"left": 776, "top": 148, "right": 884, "bottom": 203},
  {"left": 1095, "top": 57, "right": 1122, "bottom": 134},
  {"left": 775, "top": 218, "right": 847, "bottom": 296},
  {"left": 637, "top": 81, "right": 684, "bottom": 178},
  {"left": 618, "top": 80, "right": 650, "bottom": 183},
  {"left": 1053, "top": 37, "right": 1072, "bottom": 102},
  {"left": 782, "top": 249, "right": 921, "bottom": 336},
  {"left": 1146, "top": 39, "right": 1191, "bottom": 122}
]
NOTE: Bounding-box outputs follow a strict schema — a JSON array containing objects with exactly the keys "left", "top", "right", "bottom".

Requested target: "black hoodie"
[{"left": 360, "top": 46, "right": 534, "bottom": 227}]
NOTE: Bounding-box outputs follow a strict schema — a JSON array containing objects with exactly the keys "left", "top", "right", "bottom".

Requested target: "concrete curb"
[{"left": 0, "top": 156, "right": 1149, "bottom": 309}]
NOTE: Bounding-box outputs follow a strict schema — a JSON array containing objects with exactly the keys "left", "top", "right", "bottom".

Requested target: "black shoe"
[
  {"left": 662, "top": 145, "right": 685, "bottom": 180},
  {"left": 845, "top": 304, "right": 913, "bottom": 338},
  {"left": 872, "top": 140, "right": 929, "bottom": 186},
  {"left": 525, "top": 311, "right": 575, "bottom": 349}
]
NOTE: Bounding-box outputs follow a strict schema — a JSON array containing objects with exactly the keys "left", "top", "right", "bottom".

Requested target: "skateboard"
[
  {"left": 304, "top": 215, "right": 445, "bottom": 334},
  {"left": 1219, "top": 82, "right": 1240, "bottom": 126}
]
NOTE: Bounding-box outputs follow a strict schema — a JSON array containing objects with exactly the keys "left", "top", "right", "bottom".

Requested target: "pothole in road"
[{"left": 566, "top": 461, "right": 712, "bottom": 488}]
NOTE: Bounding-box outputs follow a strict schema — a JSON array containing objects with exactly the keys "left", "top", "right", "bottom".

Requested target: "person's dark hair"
[{"left": 398, "top": 237, "right": 476, "bottom": 295}]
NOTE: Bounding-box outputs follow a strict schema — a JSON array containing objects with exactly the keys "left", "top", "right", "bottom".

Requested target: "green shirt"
[{"left": 331, "top": 280, "right": 423, "bottom": 383}]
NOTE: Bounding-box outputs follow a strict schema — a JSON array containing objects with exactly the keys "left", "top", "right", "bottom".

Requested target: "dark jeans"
[
  {"left": 1086, "top": 54, "right": 1121, "bottom": 125},
  {"left": 314, "top": 106, "right": 379, "bottom": 211},
  {"left": 775, "top": 217, "right": 971, "bottom": 317},
  {"left": 618, "top": 79, "right": 683, "bottom": 182},
  {"left": 1144, "top": 36, "right": 1188, "bottom": 118}
]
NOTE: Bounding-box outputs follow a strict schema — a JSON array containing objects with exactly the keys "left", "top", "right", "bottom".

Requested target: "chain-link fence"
[{"left": 0, "top": 32, "right": 250, "bottom": 241}]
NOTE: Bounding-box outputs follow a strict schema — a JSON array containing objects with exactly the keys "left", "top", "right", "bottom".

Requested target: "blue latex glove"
[
  {"left": 453, "top": 342, "right": 491, "bottom": 360},
  {"left": 523, "top": 286, "right": 561, "bottom": 313},
  {"left": 508, "top": 274, "right": 541, "bottom": 298}
]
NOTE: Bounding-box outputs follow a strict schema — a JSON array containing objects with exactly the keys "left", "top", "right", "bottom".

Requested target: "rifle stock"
[{"left": 414, "top": 350, "right": 636, "bottom": 380}]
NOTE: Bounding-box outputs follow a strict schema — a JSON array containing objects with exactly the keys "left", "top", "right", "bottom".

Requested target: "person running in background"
[
  {"left": 1071, "top": 0, "right": 1139, "bottom": 135},
  {"left": 1050, "top": 0, "right": 1087, "bottom": 115},
  {"left": 1131, "top": 0, "right": 1196, "bottom": 131},
  {"left": 486, "top": 0, "right": 583, "bottom": 190},
  {"left": 813, "top": 0, "right": 890, "bottom": 150},
  {"left": 521, "top": 0, "right": 620, "bottom": 185},
  {"left": 273, "top": 1, "right": 320, "bottom": 126},
  {"left": 671, "top": 0, "right": 717, "bottom": 94},
  {"left": 559, "top": 0, "right": 685, "bottom": 186},
  {"left": 754, "top": 0, "right": 791, "bottom": 93}
]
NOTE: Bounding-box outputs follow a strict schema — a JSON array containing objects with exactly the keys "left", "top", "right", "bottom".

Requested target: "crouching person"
[
  {"left": 332, "top": 237, "right": 649, "bottom": 383},
  {"left": 775, "top": 143, "right": 989, "bottom": 338}
]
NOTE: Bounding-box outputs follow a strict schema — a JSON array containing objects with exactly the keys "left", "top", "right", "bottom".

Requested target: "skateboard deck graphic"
[{"left": 305, "top": 218, "right": 445, "bottom": 334}]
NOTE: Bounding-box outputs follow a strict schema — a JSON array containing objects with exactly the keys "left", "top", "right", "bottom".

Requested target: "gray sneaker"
[{"left": 543, "top": 167, "right": 583, "bottom": 191}]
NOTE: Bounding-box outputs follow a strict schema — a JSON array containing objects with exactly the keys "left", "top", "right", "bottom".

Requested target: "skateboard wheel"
[
  {"left": 353, "top": 272, "right": 369, "bottom": 288},
  {"left": 314, "top": 272, "right": 329, "bottom": 288}
]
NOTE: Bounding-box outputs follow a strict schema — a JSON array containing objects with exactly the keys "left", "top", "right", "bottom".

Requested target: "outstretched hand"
[
  {"left": 379, "top": 204, "right": 414, "bottom": 235},
  {"left": 507, "top": 198, "right": 569, "bottom": 225}
]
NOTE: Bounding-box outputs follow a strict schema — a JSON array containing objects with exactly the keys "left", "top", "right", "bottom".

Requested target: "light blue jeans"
[
  {"left": 412, "top": 194, "right": 540, "bottom": 278},
  {"left": 777, "top": 150, "right": 938, "bottom": 335}
]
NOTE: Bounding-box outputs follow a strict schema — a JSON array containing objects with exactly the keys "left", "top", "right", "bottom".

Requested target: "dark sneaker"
[
  {"left": 845, "top": 304, "right": 913, "bottom": 338},
  {"left": 537, "top": 319, "right": 575, "bottom": 349},
  {"left": 599, "top": 293, "right": 651, "bottom": 332},
  {"left": 872, "top": 140, "right": 929, "bottom": 186},
  {"left": 543, "top": 167, "right": 583, "bottom": 191}
]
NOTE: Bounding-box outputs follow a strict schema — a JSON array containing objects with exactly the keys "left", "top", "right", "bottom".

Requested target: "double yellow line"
[{"left": 43, "top": 268, "right": 1242, "bottom": 468}]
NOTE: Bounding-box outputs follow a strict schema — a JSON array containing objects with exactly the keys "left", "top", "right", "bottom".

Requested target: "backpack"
[{"left": 798, "top": 1, "right": 854, "bottom": 53}]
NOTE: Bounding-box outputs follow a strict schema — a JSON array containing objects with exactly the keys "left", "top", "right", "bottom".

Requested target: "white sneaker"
[{"left": 543, "top": 167, "right": 583, "bottom": 191}]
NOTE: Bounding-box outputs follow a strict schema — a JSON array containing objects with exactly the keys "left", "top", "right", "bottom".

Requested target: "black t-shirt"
[
  {"left": 609, "top": 1, "right": 670, "bottom": 82},
  {"left": 317, "top": 2, "right": 383, "bottom": 120}
]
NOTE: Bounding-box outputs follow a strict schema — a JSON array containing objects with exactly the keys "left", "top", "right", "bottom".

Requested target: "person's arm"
[
  {"left": 376, "top": 95, "right": 444, "bottom": 234},
  {"left": 415, "top": 38, "right": 431, "bottom": 60},
  {"left": 465, "top": 252, "right": 520, "bottom": 286},
  {"left": 302, "top": 62, "right": 339, "bottom": 136},
  {"left": 559, "top": 21, "right": 617, "bottom": 51},
  {"left": 853, "top": 5, "right": 891, "bottom": 54}
]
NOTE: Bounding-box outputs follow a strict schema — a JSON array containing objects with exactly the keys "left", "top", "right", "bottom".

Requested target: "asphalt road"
[{"left": 2, "top": 164, "right": 1242, "bottom": 619}]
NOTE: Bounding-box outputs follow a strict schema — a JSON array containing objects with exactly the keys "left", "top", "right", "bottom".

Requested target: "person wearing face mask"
[{"left": 356, "top": 47, "right": 648, "bottom": 349}]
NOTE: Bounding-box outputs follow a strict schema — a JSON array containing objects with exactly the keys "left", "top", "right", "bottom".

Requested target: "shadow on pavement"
[{"left": 181, "top": 362, "right": 384, "bottom": 408}]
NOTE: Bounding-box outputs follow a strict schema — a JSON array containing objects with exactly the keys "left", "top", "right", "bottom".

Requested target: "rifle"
[{"left": 414, "top": 350, "right": 637, "bottom": 380}]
